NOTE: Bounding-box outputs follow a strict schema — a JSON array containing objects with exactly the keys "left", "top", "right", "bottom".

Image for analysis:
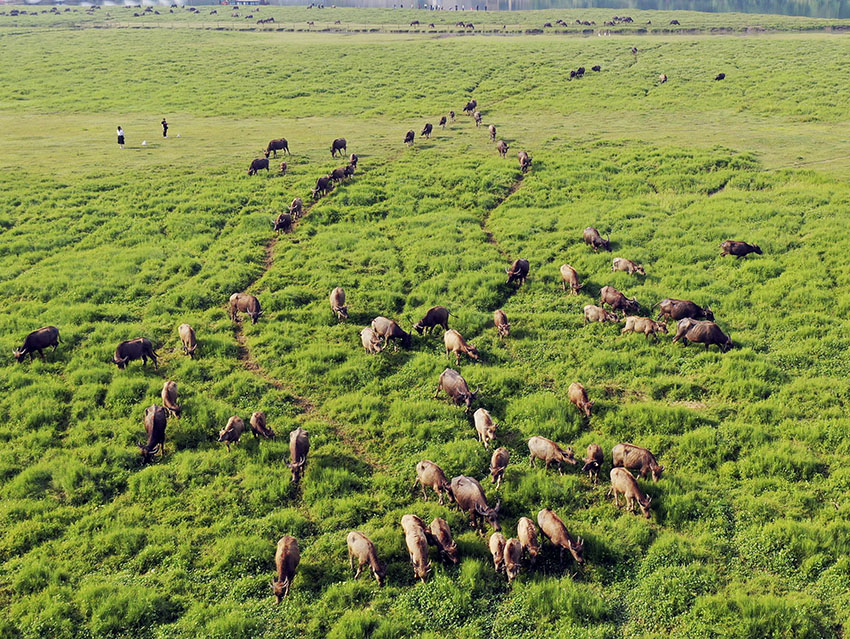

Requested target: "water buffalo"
[
  {"left": 430, "top": 517, "right": 460, "bottom": 565},
  {"left": 348, "top": 153, "right": 358, "bottom": 168},
  {"left": 413, "top": 460, "right": 454, "bottom": 505},
  {"left": 610, "top": 467, "right": 652, "bottom": 518},
  {"left": 347, "top": 531, "right": 386, "bottom": 586},
  {"left": 672, "top": 319, "right": 732, "bottom": 352},
  {"left": 219, "top": 416, "right": 245, "bottom": 452},
  {"left": 583, "top": 227, "right": 611, "bottom": 252},
  {"left": 473, "top": 111, "right": 482, "bottom": 127},
  {"left": 612, "top": 257, "right": 645, "bottom": 276},
  {"left": 504, "top": 538, "right": 523, "bottom": 584},
  {"left": 271, "top": 536, "right": 300, "bottom": 602},
  {"left": 612, "top": 443, "right": 663, "bottom": 482},
  {"left": 250, "top": 411, "right": 275, "bottom": 439},
  {"left": 715, "top": 72, "right": 726, "bottom": 80},
  {"left": 583, "top": 304, "right": 619, "bottom": 324},
  {"left": 599, "top": 285, "right": 639, "bottom": 316},
  {"left": 496, "top": 140, "right": 509, "bottom": 157},
  {"left": 248, "top": 158, "right": 269, "bottom": 175},
  {"left": 289, "top": 197, "right": 303, "bottom": 218},
  {"left": 621, "top": 316, "right": 668, "bottom": 341},
  {"left": 489, "top": 532, "right": 506, "bottom": 572},
  {"left": 178, "top": 323, "right": 197, "bottom": 358},
  {"left": 161, "top": 381, "right": 181, "bottom": 418},
  {"left": 452, "top": 475, "right": 500, "bottom": 532},
  {"left": 720, "top": 240, "right": 761, "bottom": 258},
  {"left": 450, "top": 110, "right": 456, "bottom": 121},
  {"left": 439, "top": 116, "right": 447, "bottom": 129},
  {"left": 494, "top": 309, "right": 510, "bottom": 339},
  {"left": 560, "top": 264, "right": 583, "bottom": 294},
  {"left": 506, "top": 258, "right": 529, "bottom": 286},
  {"left": 139, "top": 404, "right": 167, "bottom": 463},
  {"left": 421, "top": 123, "right": 433, "bottom": 139},
  {"left": 568, "top": 382, "right": 593, "bottom": 418},
  {"left": 229, "top": 292, "right": 263, "bottom": 324},
  {"left": 528, "top": 436, "right": 577, "bottom": 474},
  {"left": 581, "top": 444, "right": 603, "bottom": 484},
  {"left": 330, "top": 287, "right": 348, "bottom": 320},
  {"left": 13, "top": 326, "right": 61, "bottom": 362},
  {"left": 273, "top": 212, "right": 292, "bottom": 234},
  {"left": 444, "top": 329, "right": 478, "bottom": 365},
  {"left": 360, "top": 327, "right": 383, "bottom": 354},
  {"left": 114, "top": 337, "right": 158, "bottom": 369},
  {"left": 288, "top": 427, "right": 309, "bottom": 482},
  {"left": 463, "top": 99, "right": 477, "bottom": 114},
  {"left": 434, "top": 368, "right": 478, "bottom": 412},
  {"left": 518, "top": 150, "right": 532, "bottom": 173},
  {"left": 404, "top": 130, "right": 415, "bottom": 146},
  {"left": 473, "top": 408, "right": 497, "bottom": 448},
  {"left": 401, "top": 514, "right": 432, "bottom": 583},
  {"left": 592, "top": 65, "right": 602, "bottom": 71},
  {"left": 517, "top": 517, "right": 540, "bottom": 565},
  {"left": 659, "top": 73, "right": 667, "bottom": 83},
  {"left": 330, "top": 166, "right": 348, "bottom": 183},
  {"left": 488, "top": 124, "right": 496, "bottom": 142},
  {"left": 312, "top": 175, "right": 332, "bottom": 198},
  {"left": 371, "top": 316, "right": 411, "bottom": 349},
  {"left": 413, "top": 306, "right": 449, "bottom": 334},
  {"left": 331, "top": 137, "right": 347, "bottom": 157},
  {"left": 655, "top": 298, "right": 713, "bottom": 322},
  {"left": 537, "top": 508, "right": 585, "bottom": 565},
  {"left": 264, "top": 138, "right": 290, "bottom": 158},
  {"left": 490, "top": 447, "right": 509, "bottom": 489}
]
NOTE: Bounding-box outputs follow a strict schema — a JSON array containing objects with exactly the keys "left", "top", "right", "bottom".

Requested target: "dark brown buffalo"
[
  {"left": 720, "top": 240, "right": 761, "bottom": 258},
  {"left": 439, "top": 116, "right": 447, "bottom": 129},
  {"left": 348, "top": 153, "right": 358, "bottom": 168},
  {"left": 490, "top": 447, "right": 509, "bottom": 489},
  {"left": 229, "top": 292, "right": 263, "bottom": 324},
  {"left": 404, "top": 130, "right": 415, "bottom": 145},
  {"left": 494, "top": 309, "right": 510, "bottom": 339},
  {"left": 583, "top": 227, "right": 611, "bottom": 252},
  {"left": 413, "top": 306, "right": 449, "bottom": 334},
  {"left": 139, "top": 404, "right": 167, "bottom": 463},
  {"left": 14, "top": 326, "right": 61, "bottom": 362},
  {"left": 672, "top": 319, "right": 732, "bottom": 352},
  {"left": 264, "top": 138, "right": 290, "bottom": 158},
  {"left": 463, "top": 99, "right": 477, "bottom": 114},
  {"left": 506, "top": 258, "right": 529, "bottom": 286},
  {"left": 488, "top": 124, "right": 496, "bottom": 142},
  {"left": 312, "top": 175, "right": 332, "bottom": 198},
  {"left": 273, "top": 212, "right": 292, "bottom": 234},
  {"left": 715, "top": 72, "right": 726, "bottom": 81},
  {"left": 421, "top": 123, "right": 433, "bottom": 139},
  {"left": 518, "top": 150, "right": 532, "bottom": 173},
  {"left": 288, "top": 427, "right": 309, "bottom": 482},
  {"left": 496, "top": 140, "right": 509, "bottom": 157},
  {"left": 371, "top": 316, "right": 412, "bottom": 349},
  {"left": 247, "top": 158, "right": 269, "bottom": 175},
  {"left": 250, "top": 411, "right": 275, "bottom": 439},
  {"left": 449, "top": 110, "right": 455, "bottom": 121},
  {"left": 271, "top": 536, "right": 300, "bottom": 602},
  {"left": 289, "top": 197, "right": 303, "bottom": 218},
  {"left": 331, "top": 137, "right": 347, "bottom": 157},
  {"left": 473, "top": 111, "right": 482, "bottom": 127},
  {"left": 433, "top": 368, "right": 478, "bottom": 412},
  {"left": 655, "top": 298, "right": 714, "bottom": 322},
  {"left": 599, "top": 285, "right": 639, "bottom": 316},
  {"left": 330, "top": 167, "right": 347, "bottom": 183},
  {"left": 114, "top": 337, "right": 158, "bottom": 369},
  {"left": 451, "top": 475, "right": 500, "bottom": 532}
]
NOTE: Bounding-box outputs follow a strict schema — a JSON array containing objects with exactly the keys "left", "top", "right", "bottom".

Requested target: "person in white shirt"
[{"left": 117, "top": 126, "right": 125, "bottom": 149}]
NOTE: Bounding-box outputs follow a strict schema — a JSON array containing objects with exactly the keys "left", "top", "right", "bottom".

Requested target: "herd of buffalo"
[{"left": 12, "top": 94, "right": 763, "bottom": 600}]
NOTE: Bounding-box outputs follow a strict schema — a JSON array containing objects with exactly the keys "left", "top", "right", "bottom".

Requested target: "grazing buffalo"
[
  {"left": 720, "top": 240, "right": 761, "bottom": 258},
  {"left": 612, "top": 443, "right": 664, "bottom": 482},
  {"left": 248, "top": 158, "right": 269, "bottom": 175},
  {"left": 518, "top": 150, "right": 532, "bottom": 173},
  {"left": 271, "top": 536, "right": 300, "bottom": 602},
  {"left": 670, "top": 18, "right": 680, "bottom": 24},
  {"left": 288, "top": 427, "right": 309, "bottom": 482},
  {"left": 371, "top": 316, "right": 411, "bottom": 349},
  {"left": 489, "top": 532, "right": 506, "bottom": 572},
  {"left": 715, "top": 72, "right": 726, "bottom": 80},
  {"left": 139, "top": 404, "right": 167, "bottom": 463},
  {"left": 655, "top": 298, "right": 714, "bottom": 322},
  {"left": 289, "top": 197, "right": 303, "bottom": 218},
  {"left": 496, "top": 140, "right": 509, "bottom": 157},
  {"left": 178, "top": 323, "right": 197, "bottom": 358},
  {"left": 347, "top": 531, "right": 386, "bottom": 586},
  {"left": 444, "top": 329, "right": 479, "bottom": 365},
  {"left": 473, "top": 408, "right": 497, "bottom": 449},
  {"left": 229, "top": 292, "right": 263, "bottom": 324},
  {"left": 610, "top": 467, "right": 652, "bottom": 518},
  {"left": 273, "top": 212, "right": 292, "bottom": 234},
  {"left": 488, "top": 124, "right": 496, "bottom": 142},
  {"left": 439, "top": 116, "right": 447, "bottom": 129},
  {"left": 330, "top": 287, "right": 348, "bottom": 321},
  {"left": 463, "top": 99, "right": 477, "bottom": 114},
  {"left": 312, "top": 175, "right": 332, "bottom": 199},
  {"left": 490, "top": 447, "right": 509, "bottom": 489},
  {"left": 250, "top": 411, "right": 275, "bottom": 439},
  {"left": 409, "top": 19, "right": 419, "bottom": 25},
  {"left": 537, "top": 508, "right": 585, "bottom": 565},
  {"left": 504, "top": 538, "right": 523, "bottom": 584},
  {"left": 452, "top": 475, "right": 500, "bottom": 532},
  {"left": 528, "top": 436, "right": 577, "bottom": 474},
  {"left": 434, "top": 368, "right": 478, "bottom": 412},
  {"left": 672, "top": 319, "right": 732, "bottom": 352},
  {"left": 592, "top": 65, "right": 601, "bottom": 72},
  {"left": 330, "top": 137, "right": 347, "bottom": 157},
  {"left": 599, "top": 285, "right": 639, "bottom": 316},
  {"left": 14, "top": 326, "right": 61, "bottom": 362},
  {"left": 473, "top": 111, "right": 482, "bottom": 127},
  {"left": 659, "top": 73, "right": 667, "bottom": 83},
  {"left": 517, "top": 517, "right": 540, "bottom": 565},
  {"left": 621, "top": 316, "right": 668, "bottom": 341},
  {"left": 279, "top": 162, "right": 287, "bottom": 175},
  {"left": 560, "top": 264, "right": 583, "bottom": 294},
  {"left": 161, "top": 381, "right": 181, "bottom": 418},
  {"left": 581, "top": 444, "right": 603, "bottom": 484},
  {"left": 569, "top": 382, "right": 594, "bottom": 418},
  {"left": 494, "top": 309, "right": 510, "bottom": 339},
  {"left": 414, "top": 460, "right": 454, "bottom": 505},
  {"left": 612, "top": 257, "right": 645, "bottom": 276},
  {"left": 430, "top": 517, "right": 460, "bottom": 565},
  {"left": 360, "top": 327, "right": 383, "bottom": 354},
  {"left": 450, "top": 110, "right": 456, "bottom": 121},
  {"left": 348, "top": 153, "right": 358, "bottom": 168},
  {"left": 264, "top": 138, "right": 290, "bottom": 158},
  {"left": 401, "top": 514, "right": 432, "bottom": 583},
  {"left": 506, "top": 258, "right": 530, "bottom": 286},
  {"left": 114, "top": 337, "right": 158, "bottom": 369},
  {"left": 583, "top": 304, "right": 619, "bottom": 324},
  {"left": 421, "top": 123, "right": 433, "bottom": 139},
  {"left": 413, "top": 306, "right": 449, "bottom": 334},
  {"left": 404, "top": 130, "right": 415, "bottom": 145},
  {"left": 583, "top": 227, "right": 611, "bottom": 252},
  {"left": 330, "top": 166, "right": 347, "bottom": 183},
  {"left": 219, "top": 416, "right": 245, "bottom": 452}
]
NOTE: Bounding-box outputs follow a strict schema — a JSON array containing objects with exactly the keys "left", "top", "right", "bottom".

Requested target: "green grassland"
[{"left": 2, "top": 8, "right": 850, "bottom": 639}]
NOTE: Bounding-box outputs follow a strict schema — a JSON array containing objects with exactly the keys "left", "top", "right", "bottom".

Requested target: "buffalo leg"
[{"left": 433, "top": 386, "right": 442, "bottom": 399}]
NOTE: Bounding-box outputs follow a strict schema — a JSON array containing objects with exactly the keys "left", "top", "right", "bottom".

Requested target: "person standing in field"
[
  {"left": 161, "top": 118, "right": 168, "bottom": 138},
  {"left": 117, "top": 126, "right": 125, "bottom": 149}
]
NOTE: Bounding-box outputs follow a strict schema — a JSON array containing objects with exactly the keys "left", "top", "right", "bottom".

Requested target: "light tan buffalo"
[
  {"left": 161, "top": 381, "right": 181, "bottom": 418},
  {"left": 347, "top": 531, "right": 386, "bottom": 586},
  {"left": 330, "top": 287, "right": 348, "bottom": 321},
  {"left": 490, "top": 447, "right": 509, "bottom": 489},
  {"left": 583, "top": 305, "right": 619, "bottom": 324},
  {"left": 537, "top": 508, "right": 585, "bottom": 566},
  {"left": 560, "top": 264, "right": 583, "bottom": 294},
  {"left": 504, "top": 538, "right": 523, "bottom": 584},
  {"left": 528, "top": 436, "right": 577, "bottom": 474},
  {"left": 581, "top": 444, "right": 603, "bottom": 484},
  {"left": 249, "top": 411, "right": 275, "bottom": 439},
  {"left": 612, "top": 257, "right": 645, "bottom": 276},
  {"left": 473, "top": 408, "right": 497, "bottom": 448},
  {"left": 489, "top": 532, "right": 506, "bottom": 573},
  {"left": 444, "top": 329, "right": 479, "bottom": 365},
  {"left": 413, "top": 460, "right": 454, "bottom": 505},
  {"left": 621, "top": 316, "right": 668, "bottom": 341},
  {"left": 219, "top": 416, "right": 244, "bottom": 452},
  {"left": 430, "top": 517, "right": 460, "bottom": 565},
  {"left": 568, "top": 382, "right": 593, "bottom": 418},
  {"left": 610, "top": 467, "right": 652, "bottom": 518},
  {"left": 360, "top": 327, "right": 383, "bottom": 354},
  {"left": 494, "top": 309, "right": 510, "bottom": 339},
  {"left": 517, "top": 516, "right": 540, "bottom": 565},
  {"left": 401, "top": 514, "right": 432, "bottom": 583},
  {"left": 178, "top": 323, "right": 197, "bottom": 358}
]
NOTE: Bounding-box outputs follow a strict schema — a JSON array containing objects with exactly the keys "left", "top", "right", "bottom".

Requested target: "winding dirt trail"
[{"left": 481, "top": 174, "right": 525, "bottom": 259}]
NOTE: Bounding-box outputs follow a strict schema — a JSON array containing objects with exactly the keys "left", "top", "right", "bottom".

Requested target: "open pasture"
[{"left": 1, "top": 9, "right": 850, "bottom": 639}]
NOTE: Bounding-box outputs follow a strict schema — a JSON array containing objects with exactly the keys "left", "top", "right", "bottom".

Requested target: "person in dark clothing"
[
  {"left": 117, "top": 126, "right": 125, "bottom": 149},
  {"left": 161, "top": 118, "right": 168, "bottom": 138}
]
